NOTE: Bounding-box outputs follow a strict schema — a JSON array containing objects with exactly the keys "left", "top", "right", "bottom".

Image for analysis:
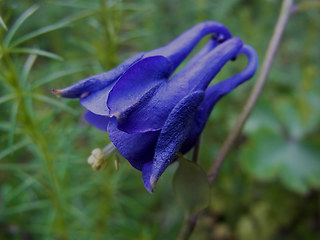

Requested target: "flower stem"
[
  {"left": 192, "top": 139, "right": 200, "bottom": 162},
  {"left": 177, "top": 213, "right": 200, "bottom": 240},
  {"left": 178, "top": 0, "right": 294, "bottom": 239},
  {"left": 208, "top": 0, "right": 294, "bottom": 184}
]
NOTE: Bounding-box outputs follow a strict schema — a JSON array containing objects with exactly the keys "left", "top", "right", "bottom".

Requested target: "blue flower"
[{"left": 53, "top": 22, "right": 258, "bottom": 193}]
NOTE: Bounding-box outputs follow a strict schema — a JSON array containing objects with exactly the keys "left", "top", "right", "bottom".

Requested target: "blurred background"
[{"left": 0, "top": 0, "right": 319, "bottom": 239}]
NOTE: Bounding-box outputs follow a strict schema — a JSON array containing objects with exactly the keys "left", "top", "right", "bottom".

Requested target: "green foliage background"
[{"left": 0, "top": 0, "right": 319, "bottom": 239}]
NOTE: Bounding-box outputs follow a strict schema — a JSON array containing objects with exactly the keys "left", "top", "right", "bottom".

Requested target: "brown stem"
[
  {"left": 177, "top": 213, "right": 200, "bottom": 240},
  {"left": 192, "top": 139, "right": 200, "bottom": 162},
  {"left": 208, "top": 0, "right": 293, "bottom": 184},
  {"left": 178, "top": 0, "right": 294, "bottom": 239}
]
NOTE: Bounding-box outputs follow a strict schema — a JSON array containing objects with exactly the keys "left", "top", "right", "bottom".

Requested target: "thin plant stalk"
[
  {"left": 192, "top": 140, "right": 200, "bottom": 162},
  {"left": 208, "top": 0, "right": 294, "bottom": 184},
  {"left": 178, "top": 0, "right": 294, "bottom": 239}
]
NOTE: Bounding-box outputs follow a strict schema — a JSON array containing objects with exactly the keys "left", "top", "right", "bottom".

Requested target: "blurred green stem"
[
  {"left": 98, "top": 0, "right": 119, "bottom": 68},
  {"left": 178, "top": 0, "right": 294, "bottom": 239},
  {"left": 192, "top": 140, "right": 200, "bottom": 162},
  {"left": 177, "top": 213, "right": 200, "bottom": 240},
  {"left": 1, "top": 44, "right": 68, "bottom": 239}
]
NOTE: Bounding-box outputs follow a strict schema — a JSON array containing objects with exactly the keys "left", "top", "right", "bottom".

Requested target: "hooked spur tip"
[
  {"left": 149, "top": 175, "right": 158, "bottom": 193},
  {"left": 146, "top": 186, "right": 154, "bottom": 194},
  {"left": 144, "top": 179, "right": 154, "bottom": 194},
  {"left": 51, "top": 88, "right": 62, "bottom": 96}
]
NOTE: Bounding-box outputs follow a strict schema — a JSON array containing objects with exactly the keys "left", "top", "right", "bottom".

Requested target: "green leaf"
[
  {"left": 20, "top": 54, "right": 37, "bottom": 87},
  {"left": 119, "top": 29, "right": 148, "bottom": 43},
  {"left": 8, "top": 101, "right": 20, "bottom": 149},
  {"left": 52, "top": 1, "right": 98, "bottom": 10},
  {"left": 30, "top": 67, "right": 85, "bottom": 89},
  {"left": 4, "top": 177, "right": 36, "bottom": 203},
  {"left": 242, "top": 131, "right": 320, "bottom": 194},
  {"left": 31, "top": 94, "right": 77, "bottom": 115},
  {"left": 3, "top": 5, "right": 39, "bottom": 46},
  {"left": 9, "top": 47, "right": 63, "bottom": 61},
  {"left": 173, "top": 157, "right": 210, "bottom": 216},
  {"left": 0, "top": 122, "right": 19, "bottom": 132},
  {"left": 0, "top": 163, "right": 38, "bottom": 171},
  {"left": 275, "top": 101, "right": 307, "bottom": 140},
  {"left": 0, "top": 139, "right": 30, "bottom": 160},
  {"left": 10, "top": 20, "right": 69, "bottom": 48},
  {"left": 1, "top": 200, "right": 49, "bottom": 216},
  {"left": 0, "top": 94, "right": 16, "bottom": 105},
  {"left": 274, "top": 98, "right": 320, "bottom": 140},
  {"left": 244, "top": 101, "right": 281, "bottom": 134},
  {"left": 0, "top": 15, "right": 8, "bottom": 31}
]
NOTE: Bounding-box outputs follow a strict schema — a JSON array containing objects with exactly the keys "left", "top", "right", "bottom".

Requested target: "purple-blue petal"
[
  {"left": 80, "top": 85, "right": 112, "bottom": 115},
  {"left": 180, "top": 38, "right": 219, "bottom": 71},
  {"left": 113, "top": 37, "right": 215, "bottom": 133},
  {"left": 149, "top": 91, "right": 205, "bottom": 190},
  {"left": 52, "top": 52, "right": 144, "bottom": 98},
  {"left": 107, "top": 118, "right": 160, "bottom": 170},
  {"left": 52, "top": 21, "right": 259, "bottom": 194},
  {"left": 203, "top": 44, "right": 258, "bottom": 104},
  {"left": 168, "top": 37, "right": 243, "bottom": 92},
  {"left": 107, "top": 56, "right": 171, "bottom": 117},
  {"left": 84, "top": 111, "right": 110, "bottom": 131},
  {"left": 106, "top": 22, "right": 230, "bottom": 118},
  {"left": 142, "top": 162, "right": 153, "bottom": 193},
  {"left": 114, "top": 83, "right": 163, "bottom": 133},
  {"left": 145, "top": 21, "right": 232, "bottom": 69},
  {"left": 181, "top": 44, "right": 258, "bottom": 153},
  {"left": 112, "top": 38, "right": 243, "bottom": 134}
]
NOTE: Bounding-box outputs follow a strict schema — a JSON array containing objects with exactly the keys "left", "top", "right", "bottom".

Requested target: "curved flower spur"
[{"left": 53, "top": 21, "right": 258, "bottom": 193}]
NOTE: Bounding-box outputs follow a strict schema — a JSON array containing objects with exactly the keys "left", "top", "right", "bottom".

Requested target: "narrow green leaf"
[
  {"left": 173, "top": 157, "right": 210, "bottom": 216},
  {"left": 0, "top": 122, "right": 22, "bottom": 135},
  {"left": 119, "top": 30, "right": 148, "bottom": 43},
  {"left": 5, "top": 177, "right": 36, "bottom": 203},
  {"left": 10, "top": 21, "right": 69, "bottom": 48},
  {"left": 53, "top": 1, "right": 98, "bottom": 10},
  {"left": 0, "top": 94, "right": 16, "bottom": 105},
  {"left": 10, "top": 48, "right": 63, "bottom": 61},
  {"left": 1, "top": 200, "right": 49, "bottom": 216},
  {"left": 0, "top": 139, "right": 30, "bottom": 160},
  {"left": 12, "top": 169, "right": 46, "bottom": 190},
  {"left": 32, "top": 94, "right": 77, "bottom": 115},
  {"left": 68, "top": 205, "right": 88, "bottom": 221},
  {"left": 31, "top": 67, "right": 85, "bottom": 89},
  {"left": 0, "top": 15, "right": 8, "bottom": 31},
  {"left": 24, "top": 94, "right": 35, "bottom": 120},
  {"left": 0, "top": 122, "right": 11, "bottom": 131},
  {"left": 0, "top": 163, "right": 38, "bottom": 171},
  {"left": 0, "top": 74, "right": 13, "bottom": 89},
  {"left": 0, "top": 73, "right": 5, "bottom": 81},
  {"left": 3, "top": 5, "right": 39, "bottom": 46},
  {"left": 8, "top": 101, "right": 20, "bottom": 149},
  {"left": 20, "top": 55, "right": 37, "bottom": 87}
]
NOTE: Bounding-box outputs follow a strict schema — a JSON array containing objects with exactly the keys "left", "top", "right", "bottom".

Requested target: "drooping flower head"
[{"left": 53, "top": 21, "right": 258, "bottom": 193}]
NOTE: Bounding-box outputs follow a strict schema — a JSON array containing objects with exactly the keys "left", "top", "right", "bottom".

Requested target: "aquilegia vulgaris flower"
[{"left": 53, "top": 21, "right": 258, "bottom": 193}]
